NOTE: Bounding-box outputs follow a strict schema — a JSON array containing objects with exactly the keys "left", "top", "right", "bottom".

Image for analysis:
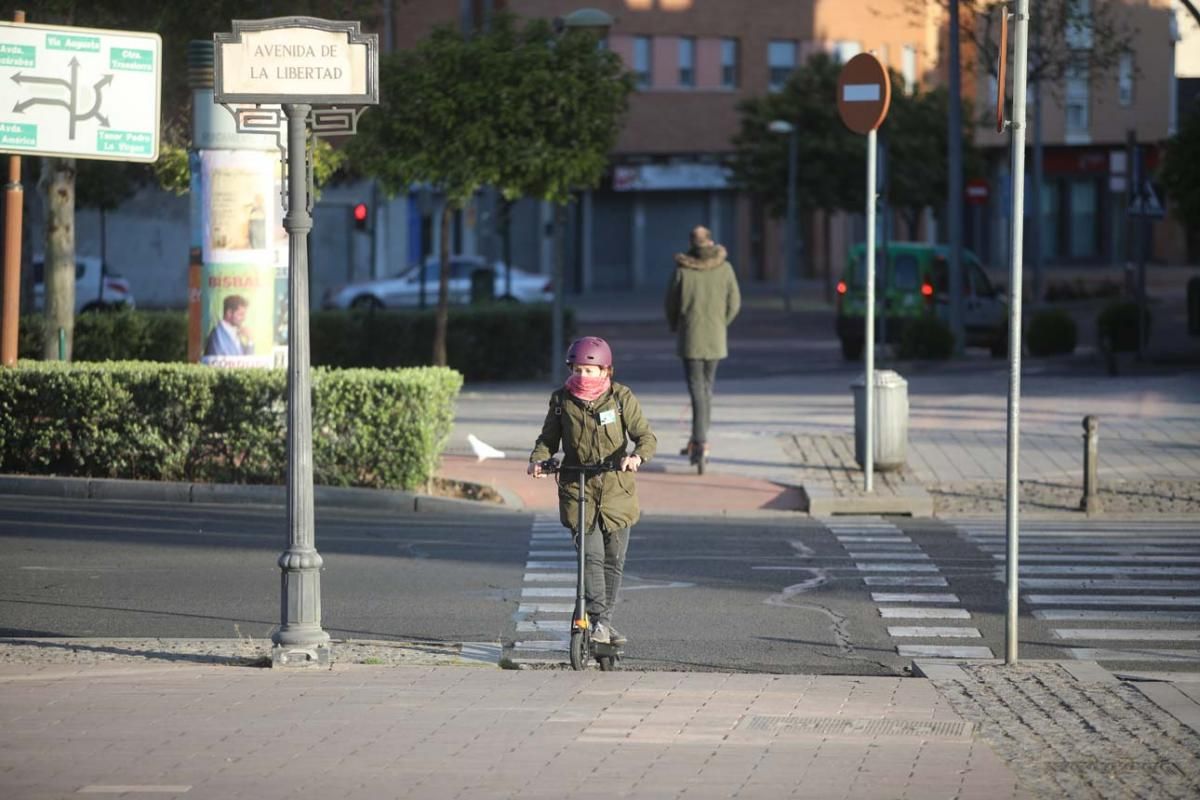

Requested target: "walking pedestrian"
[{"left": 664, "top": 225, "right": 741, "bottom": 467}]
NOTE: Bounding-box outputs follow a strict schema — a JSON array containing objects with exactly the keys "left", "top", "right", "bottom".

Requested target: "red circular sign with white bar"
[{"left": 837, "top": 53, "right": 891, "bottom": 135}]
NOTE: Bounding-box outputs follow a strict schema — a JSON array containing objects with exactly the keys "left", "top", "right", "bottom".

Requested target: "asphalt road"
[{"left": 2, "top": 496, "right": 1196, "bottom": 675}]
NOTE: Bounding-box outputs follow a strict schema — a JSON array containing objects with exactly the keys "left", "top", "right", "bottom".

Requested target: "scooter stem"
[{"left": 575, "top": 470, "right": 587, "bottom": 630}]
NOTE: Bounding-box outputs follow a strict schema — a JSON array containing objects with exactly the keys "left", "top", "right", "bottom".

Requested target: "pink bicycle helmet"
[{"left": 565, "top": 336, "right": 613, "bottom": 368}]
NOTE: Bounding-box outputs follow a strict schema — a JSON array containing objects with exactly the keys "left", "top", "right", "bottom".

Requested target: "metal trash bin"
[
  {"left": 469, "top": 267, "right": 495, "bottom": 304},
  {"left": 851, "top": 369, "right": 908, "bottom": 471}
]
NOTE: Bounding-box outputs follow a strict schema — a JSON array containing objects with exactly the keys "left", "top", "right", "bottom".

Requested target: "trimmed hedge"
[
  {"left": 310, "top": 304, "right": 575, "bottom": 381},
  {"left": 1026, "top": 308, "right": 1078, "bottom": 357},
  {"left": 19, "top": 304, "right": 570, "bottom": 381},
  {"left": 898, "top": 315, "right": 955, "bottom": 360},
  {"left": 0, "top": 362, "right": 462, "bottom": 490},
  {"left": 19, "top": 309, "right": 188, "bottom": 362}
]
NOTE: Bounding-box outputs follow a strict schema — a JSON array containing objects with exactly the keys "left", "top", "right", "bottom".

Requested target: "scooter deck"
[{"left": 592, "top": 641, "right": 623, "bottom": 658}]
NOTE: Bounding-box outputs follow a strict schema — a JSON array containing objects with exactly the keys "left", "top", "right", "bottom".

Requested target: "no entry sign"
[
  {"left": 837, "top": 53, "right": 890, "bottom": 135},
  {"left": 966, "top": 178, "right": 990, "bottom": 205}
]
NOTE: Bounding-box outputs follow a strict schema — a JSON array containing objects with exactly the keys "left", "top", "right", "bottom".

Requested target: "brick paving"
[
  {"left": 0, "top": 665, "right": 1033, "bottom": 800},
  {"left": 921, "top": 662, "right": 1200, "bottom": 800}
]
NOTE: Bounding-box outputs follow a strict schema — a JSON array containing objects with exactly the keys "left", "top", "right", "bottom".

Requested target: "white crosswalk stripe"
[
  {"left": 509, "top": 515, "right": 578, "bottom": 666},
  {"left": 824, "top": 517, "right": 994, "bottom": 661},
  {"left": 955, "top": 519, "right": 1200, "bottom": 664}
]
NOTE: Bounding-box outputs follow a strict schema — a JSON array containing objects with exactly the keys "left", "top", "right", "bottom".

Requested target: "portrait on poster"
[{"left": 200, "top": 262, "right": 276, "bottom": 368}]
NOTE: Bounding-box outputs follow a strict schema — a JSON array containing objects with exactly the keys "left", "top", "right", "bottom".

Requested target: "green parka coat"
[
  {"left": 664, "top": 243, "right": 742, "bottom": 360},
  {"left": 529, "top": 382, "right": 657, "bottom": 534}
]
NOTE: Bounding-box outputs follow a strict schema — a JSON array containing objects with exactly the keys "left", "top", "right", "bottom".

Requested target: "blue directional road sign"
[{"left": 0, "top": 21, "right": 160, "bottom": 162}]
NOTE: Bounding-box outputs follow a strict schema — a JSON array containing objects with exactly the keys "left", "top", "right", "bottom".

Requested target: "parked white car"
[
  {"left": 322, "top": 255, "right": 553, "bottom": 310},
  {"left": 33, "top": 256, "right": 135, "bottom": 313}
]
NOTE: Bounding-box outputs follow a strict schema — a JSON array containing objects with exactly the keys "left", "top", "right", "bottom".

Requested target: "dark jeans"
[
  {"left": 572, "top": 526, "right": 630, "bottom": 625},
  {"left": 683, "top": 358, "right": 719, "bottom": 444}
]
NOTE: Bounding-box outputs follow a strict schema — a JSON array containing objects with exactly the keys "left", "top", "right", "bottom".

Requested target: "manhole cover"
[{"left": 746, "top": 715, "right": 972, "bottom": 739}]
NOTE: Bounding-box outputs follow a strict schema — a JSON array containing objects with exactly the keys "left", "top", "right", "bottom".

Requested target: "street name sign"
[
  {"left": 214, "top": 17, "right": 378, "bottom": 106},
  {"left": 0, "top": 21, "right": 161, "bottom": 162},
  {"left": 836, "top": 53, "right": 891, "bottom": 135}
]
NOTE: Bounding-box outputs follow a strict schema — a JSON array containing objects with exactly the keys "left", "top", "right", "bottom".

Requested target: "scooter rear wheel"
[
  {"left": 597, "top": 654, "right": 617, "bottom": 671},
  {"left": 569, "top": 629, "right": 588, "bottom": 671}
]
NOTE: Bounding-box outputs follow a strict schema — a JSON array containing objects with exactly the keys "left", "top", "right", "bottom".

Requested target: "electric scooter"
[{"left": 537, "top": 458, "right": 623, "bottom": 671}]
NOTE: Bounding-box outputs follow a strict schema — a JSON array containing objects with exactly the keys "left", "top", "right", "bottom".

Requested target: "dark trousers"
[
  {"left": 683, "top": 358, "right": 719, "bottom": 444},
  {"left": 573, "top": 526, "right": 630, "bottom": 625}
]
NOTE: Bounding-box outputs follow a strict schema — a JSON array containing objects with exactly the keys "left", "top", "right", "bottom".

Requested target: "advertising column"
[{"left": 188, "top": 40, "right": 285, "bottom": 368}]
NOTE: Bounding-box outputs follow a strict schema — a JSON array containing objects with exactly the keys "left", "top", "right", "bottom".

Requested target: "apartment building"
[
  {"left": 973, "top": 0, "right": 1181, "bottom": 269},
  {"left": 394, "top": 0, "right": 1180, "bottom": 291}
]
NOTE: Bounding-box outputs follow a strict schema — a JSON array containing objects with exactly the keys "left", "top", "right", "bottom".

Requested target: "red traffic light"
[{"left": 353, "top": 203, "right": 368, "bottom": 222}]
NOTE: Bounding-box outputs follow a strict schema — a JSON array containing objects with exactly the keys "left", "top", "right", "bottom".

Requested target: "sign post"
[
  {"left": 215, "top": 16, "right": 377, "bottom": 667},
  {"left": 0, "top": 16, "right": 162, "bottom": 365},
  {"left": 837, "top": 53, "right": 891, "bottom": 493},
  {"left": 1127, "top": 163, "right": 1164, "bottom": 361},
  {"left": 996, "top": 0, "right": 1031, "bottom": 666}
]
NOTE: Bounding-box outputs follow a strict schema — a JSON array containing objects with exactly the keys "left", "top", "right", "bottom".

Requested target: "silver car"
[{"left": 322, "top": 256, "right": 553, "bottom": 310}]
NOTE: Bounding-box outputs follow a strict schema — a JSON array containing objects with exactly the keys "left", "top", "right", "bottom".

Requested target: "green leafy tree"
[
  {"left": 731, "top": 53, "right": 862, "bottom": 220},
  {"left": 885, "top": 76, "right": 982, "bottom": 239},
  {"left": 349, "top": 14, "right": 631, "bottom": 367},
  {"left": 1162, "top": 106, "right": 1200, "bottom": 259}
]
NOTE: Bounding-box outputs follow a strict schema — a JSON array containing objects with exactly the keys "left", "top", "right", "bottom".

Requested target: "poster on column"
[{"left": 199, "top": 149, "right": 287, "bottom": 367}]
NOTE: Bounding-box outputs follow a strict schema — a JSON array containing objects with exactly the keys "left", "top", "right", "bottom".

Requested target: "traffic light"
[{"left": 352, "top": 202, "right": 368, "bottom": 232}]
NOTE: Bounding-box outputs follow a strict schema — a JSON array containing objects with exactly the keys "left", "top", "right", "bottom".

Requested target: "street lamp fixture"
[
  {"left": 769, "top": 119, "right": 798, "bottom": 312},
  {"left": 554, "top": 8, "right": 615, "bottom": 36}
]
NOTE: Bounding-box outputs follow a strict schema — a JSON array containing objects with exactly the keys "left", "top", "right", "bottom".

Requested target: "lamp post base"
[{"left": 271, "top": 641, "right": 332, "bottom": 668}]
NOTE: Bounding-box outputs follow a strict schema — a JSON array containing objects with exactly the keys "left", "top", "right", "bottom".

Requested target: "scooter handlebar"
[{"left": 537, "top": 459, "right": 618, "bottom": 475}]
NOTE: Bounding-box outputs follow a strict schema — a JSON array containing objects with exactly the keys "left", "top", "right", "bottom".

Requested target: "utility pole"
[{"left": 947, "top": 0, "right": 965, "bottom": 353}]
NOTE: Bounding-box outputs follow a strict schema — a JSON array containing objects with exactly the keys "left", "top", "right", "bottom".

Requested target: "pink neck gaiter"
[{"left": 565, "top": 373, "right": 611, "bottom": 403}]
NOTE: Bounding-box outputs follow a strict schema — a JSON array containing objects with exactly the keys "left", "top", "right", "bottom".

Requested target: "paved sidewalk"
[
  {"left": 445, "top": 365, "right": 1200, "bottom": 517},
  {"left": 0, "top": 660, "right": 1030, "bottom": 800}
]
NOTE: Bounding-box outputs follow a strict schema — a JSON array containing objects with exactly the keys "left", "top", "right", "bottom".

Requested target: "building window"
[
  {"left": 1066, "top": 0, "right": 1093, "bottom": 49},
  {"left": 832, "top": 40, "right": 861, "bottom": 64},
  {"left": 1118, "top": 51, "right": 1134, "bottom": 106},
  {"left": 1065, "top": 61, "right": 1089, "bottom": 137},
  {"left": 721, "top": 38, "right": 739, "bottom": 88},
  {"left": 678, "top": 37, "right": 695, "bottom": 87},
  {"left": 768, "top": 40, "right": 796, "bottom": 91},
  {"left": 634, "top": 36, "right": 652, "bottom": 89},
  {"left": 901, "top": 45, "right": 917, "bottom": 94}
]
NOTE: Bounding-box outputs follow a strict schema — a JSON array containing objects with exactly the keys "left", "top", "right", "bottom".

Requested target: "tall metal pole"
[
  {"left": 784, "top": 128, "right": 797, "bottom": 313},
  {"left": 2, "top": 9, "right": 26, "bottom": 366},
  {"left": 1030, "top": 6, "right": 1044, "bottom": 304},
  {"left": 273, "top": 102, "right": 330, "bottom": 667},
  {"left": 1005, "top": 0, "right": 1031, "bottom": 666},
  {"left": 948, "top": 0, "right": 965, "bottom": 353},
  {"left": 864, "top": 127, "right": 877, "bottom": 493}
]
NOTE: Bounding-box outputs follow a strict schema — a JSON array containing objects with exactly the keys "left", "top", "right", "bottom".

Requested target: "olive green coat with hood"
[
  {"left": 529, "top": 382, "right": 657, "bottom": 534},
  {"left": 664, "top": 243, "right": 742, "bottom": 360}
]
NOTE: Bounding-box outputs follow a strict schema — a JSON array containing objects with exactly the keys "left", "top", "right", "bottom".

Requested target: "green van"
[{"left": 835, "top": 242, "right": 1007, "bottom": 360}]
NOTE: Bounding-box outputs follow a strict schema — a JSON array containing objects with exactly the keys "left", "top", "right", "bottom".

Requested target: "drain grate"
[{"left": 746, "top": 715, "right": 972, "bottom": 739}]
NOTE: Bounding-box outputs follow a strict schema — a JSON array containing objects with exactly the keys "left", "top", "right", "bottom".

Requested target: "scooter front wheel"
[{"left": 569, "top": 629, "right": 589, "bottom": 671}]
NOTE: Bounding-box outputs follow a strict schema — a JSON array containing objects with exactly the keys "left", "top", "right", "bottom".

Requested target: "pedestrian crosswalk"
[
  {"left": 824, "top": 516, "right": 995, "bottom": 661},
  {"left": 954, "top": 518, "right": 1200, "bottom": 665},
  {"left": 508, "top": 514, "right": 575, "bottom": 665}
]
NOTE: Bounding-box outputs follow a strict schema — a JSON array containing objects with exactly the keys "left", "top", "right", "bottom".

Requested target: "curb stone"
[{"left": 0, "top": 474, "right": 522, "bottom": 514}]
